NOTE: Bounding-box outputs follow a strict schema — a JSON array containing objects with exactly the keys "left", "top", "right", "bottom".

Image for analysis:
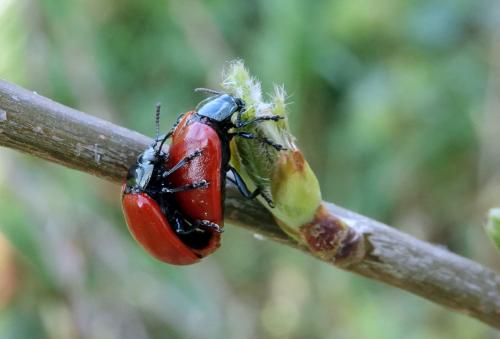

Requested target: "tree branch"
[{"left": 1, "top": 79, "right": 499, "bottom": 328}]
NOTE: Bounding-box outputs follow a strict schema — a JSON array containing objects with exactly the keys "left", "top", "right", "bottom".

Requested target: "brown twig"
[{"left": 1, "top": 79, "right": 499, "bottom": 328}]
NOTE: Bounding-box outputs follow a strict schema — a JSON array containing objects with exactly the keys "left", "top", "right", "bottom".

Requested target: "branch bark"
[{"left": 1, "top": 79, "right": 499, "bottom": 328}]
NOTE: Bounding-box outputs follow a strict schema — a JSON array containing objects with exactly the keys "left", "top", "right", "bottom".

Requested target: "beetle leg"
[
  {"left": 170, "top": 214, "right": 199, "bottom": 235},
  {"left": 162, "top": 149, "right": 203, "bottom": 178},
  {"left": 195, "top": 220, "right": 223, "bottom": 233},
  {"left": 161, "top": 180, "right": 209, "bottom": 193},
  {"left": 168, "top": 112, "right": 187, "bottom": 135},
  {"left": 227, "top": 166, "right": 275, "bottom": 207},
  {"left": 156, "top": 196, "right": 196, "bottom": 234},
  {"left": 227, "top": 167, "right": 260, "bottom": 199},
  {"left": 230, "top": 131, "right": 287, "bottom": 151},
  {"left": 172, "top": 216, "right": 221, "bottom": 234},
  {"left": 235, "top": 114, "right": 284, "bottom": 128},
  {"left": 172, "top": 215, "right": 190, "bottom": 234}
]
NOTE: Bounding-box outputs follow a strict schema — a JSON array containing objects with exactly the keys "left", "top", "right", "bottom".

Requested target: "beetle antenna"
[
  {"left": 157, "top": 131, "right": 170, "bottom": 154},
  {"left": 154, "top": 103, "right": 161, "bottom": 142},
  {"left": 194, "top": 88, "right": 223, "bottom": 95}
]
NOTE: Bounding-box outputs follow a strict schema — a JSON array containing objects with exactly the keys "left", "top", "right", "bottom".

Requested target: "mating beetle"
[
  {"left": 166, "top": 90, "right": 285, "bottom": 246},
  {"left": 122, "top": 105, "right": 221, "bottom": 265}
]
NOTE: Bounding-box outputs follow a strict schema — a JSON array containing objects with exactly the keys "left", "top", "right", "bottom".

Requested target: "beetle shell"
[
  {"left": 122, "top": 190, "right": 200, "bottom": 265},
  {"left": 167, "top": 112, "right": 223, "bottom": 257}
]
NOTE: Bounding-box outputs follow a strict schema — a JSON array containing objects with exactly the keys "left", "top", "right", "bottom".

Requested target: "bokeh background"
[{"left": 1, "top": 0, "right": 500, "bottom": 338}]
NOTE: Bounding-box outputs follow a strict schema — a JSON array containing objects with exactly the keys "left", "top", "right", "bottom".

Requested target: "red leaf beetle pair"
[{"left": 122, "top": 90, "right": 285, "bottom": 265}]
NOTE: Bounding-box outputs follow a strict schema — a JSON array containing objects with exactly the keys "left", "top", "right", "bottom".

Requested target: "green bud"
[
  {"left": 222, "top": 61, "right": 365, "bottom": 264},
  {"left": 223, "top": 61, "right": 320, "bottom": 240}
]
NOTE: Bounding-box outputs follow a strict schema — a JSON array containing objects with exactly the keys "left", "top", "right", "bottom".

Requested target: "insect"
[
  {"left": 165, "top": 90, "right": 285, "bottom": 241},
  {"left": 122, "top": 105, "right": 222, "bottom": 265}
]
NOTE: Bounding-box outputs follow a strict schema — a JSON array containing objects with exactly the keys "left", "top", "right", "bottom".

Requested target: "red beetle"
[
  {"left": 166, "top": 91, "right": 285, "bottom": 257},
  {"left": 122, "top": 105, "right": 221, "bottom": 265}
]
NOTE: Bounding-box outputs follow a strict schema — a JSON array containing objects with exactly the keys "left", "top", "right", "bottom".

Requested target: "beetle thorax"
[
  {"left": 125, "top": 146, "right": 162, "bottom": 194},
  {"left": 197, "top": 94, "right": 244, "bottom": 122}
]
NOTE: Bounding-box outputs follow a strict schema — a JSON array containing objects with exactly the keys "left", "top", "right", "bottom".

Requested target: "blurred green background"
[{"left": 1, "top": 0, "right": 499, "bottom": 338}]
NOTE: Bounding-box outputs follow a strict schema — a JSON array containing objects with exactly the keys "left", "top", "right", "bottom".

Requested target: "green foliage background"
[{"left": 0, "top": 0, "right": 499, "bottom": 338}]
